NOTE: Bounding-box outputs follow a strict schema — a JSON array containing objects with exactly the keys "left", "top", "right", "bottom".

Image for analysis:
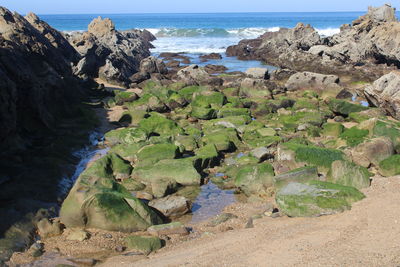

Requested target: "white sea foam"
[{"left": 316, "top": 27, "right": 341, "bottom": 37}]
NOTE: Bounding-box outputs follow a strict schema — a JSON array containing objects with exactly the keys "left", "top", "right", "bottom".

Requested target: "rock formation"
[
  {"left": 0, "top": 7, "right": 82, "bottom": 151},
  {"left": 227, "top": 4, "right": 399, "bottom": 80},
  {"left": 67, "top": 17, "right": 155, "bottom": 86}
]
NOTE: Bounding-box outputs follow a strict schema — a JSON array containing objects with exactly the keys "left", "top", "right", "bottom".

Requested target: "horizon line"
[{"left": 33, "top": 10, "right": 371, "bottom": 16}]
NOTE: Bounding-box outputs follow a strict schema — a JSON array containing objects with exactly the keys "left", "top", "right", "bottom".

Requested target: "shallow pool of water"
[
  {"left": 190, "top": 181, "right": 237, "bottom": 224},
  {"left": 154, "top": 52, "right": 277, "bottom": 73}
]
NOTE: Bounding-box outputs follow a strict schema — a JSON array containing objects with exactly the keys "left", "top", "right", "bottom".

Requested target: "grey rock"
[
  {"left": 245, "top": 68, "right": 269, "bottom": 79},
  {"left": 250, "top": 147, "right": 271, "bottom": 161},
  {"left": 285, "top": 72, "right": 340, "bottom": 91},
  {"left": 364, "top": 72, "right": 400, "bottom": 119},
  {"left": 149, "top": 195, "right": 192, "bottom": 218}
]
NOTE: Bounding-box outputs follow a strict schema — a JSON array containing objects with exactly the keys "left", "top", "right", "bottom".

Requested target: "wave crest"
[{"left": 147, "top": 27, "right": 280, "bottom": 38}]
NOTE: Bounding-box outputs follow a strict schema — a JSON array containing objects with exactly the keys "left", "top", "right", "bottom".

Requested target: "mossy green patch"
[
  {"left": 328, "top": 99, "right": 368, "bottom": 116},
  {"left": 124, "top": 235, "right": 163, "bottom": 255},
  {"left": 136, "top": 144, "right": 180, "bottom": 167},
  {"left": 234, "top": 163, "right": 275, "bottom": 197},
  {"left": 379, "top": 155, "right": 400, "bottom": 177},
  {"left": 327, "top": 160, "right": 371, "bottom": 189},
  {"left": 340, "top": 127, "right": 369, "bottom": 147},
  {"left": 276, "top": 180, "right": 365, "bottom": 217},
  {"left": 322, "top": 123, "right": 344, "bottom": 138},
  {"left": 139, "top": 113, "right": 184, "bottom": 136}
]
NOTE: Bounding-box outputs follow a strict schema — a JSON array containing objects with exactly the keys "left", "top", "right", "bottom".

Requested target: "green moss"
[
  {"left": 178, "top": 86, "right": 204, "bottom": 102},
  {"left": 191, "top": 92, "right": 226, "bottom": 108},
  {"left": 276, "top": 180, "right": 365, "bottom": 217},
  {"left": 372, "top": 120, "right": 400, "bottom": 146},
  {"left": 167, "top": 81, "right": 186, "bottom": 91},
  {"left": 234, "top": 163, "right": 275, "bottom": 197},
  {"left": 217, "top": 107, "right": 250, "bottom": 118},
  {"left": 124, "top": 236, "right": 163, "bottom": 255},
  {"left": 132, "top": 158, "right": 201, "bottom": 186},
  {"left": 327, "top": 160, "right": 371, "bottom": 189},
  {"left": 105, "top": 127, "right": 148, "bottom": 145},
  {"left": 379, "top": 155, "right": 400, "bottom": 177},
  {"left": 283, "top": 143, "right": 344, "bottom": 168},
  {"left": 293, "top": 98, "right": 319, "bottom": 110},
  {"left": 322, "top": 123, "right": 344, "bottom": 137},
  {"left": 273, "top": 166, "right": 319, "bottom": 190},
  {"left": 340, "top": 127, "right": 369, "bottom": 147},
  {"left": 242, "top": 130, "right": 282, "bottom": 149},
  {"left": 114, "top": 91, "right": 137, "bottom": 105},
  {"left": 201, "top": 132, "right": 236, "bottom": 152},
  {"left": 191, "top": 106, "right": 217, "bottom": 120},
  {"left": 121, "top": 179, "right": 146, "bottom": 191},
  {"left": 194, "top": 144, "right": 220, "bottom": 170},
  {"left": 348, "top": 112, "right": 370, "bottom": 123},
  {"left": 328, "top": 99, "right": 368, "bottom": 116},
  {"left": 136, "top": 144, "right": 180, "bottom": 167},
  {"left": 139, "top": 113, "right": 184, "bottom": 136},
  {"left": 276, "top": 111, "right": 325, "bottom": 129}
]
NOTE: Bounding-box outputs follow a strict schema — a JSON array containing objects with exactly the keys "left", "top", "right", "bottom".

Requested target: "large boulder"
[
  {"left": 234, "top": 163, "right": 275, "bottom": 197},
  {"left": 139, "top": 56, "right": 168, "bottom": 75},
  {"left": 351, "top": 137, "right": 394, "bottom": 168},
  {"left": 177, "top": 64, "right": 211, "bottom": 85},
  {"left": 60, "top": 154, "right": 163, "bottom": 232},
  {"left": 285, "top": 72, "right": 340, "bottom": 91},
  {"left": 276, "top": 181, "right": 365, "bottom": 217},
  {"left": 149, "top": 195, "right": 191, "bottom": 218},
  {"left": 328, "top": 160, "right": 371, "bottom": 189},
  {"left": 364, "top": 72, "right": 400, "bottom": 119}
]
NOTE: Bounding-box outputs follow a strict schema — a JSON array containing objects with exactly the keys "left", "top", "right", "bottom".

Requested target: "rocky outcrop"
[
  {"left": 0, "top": 7, "right": 82, "bottom": 151},
  {"left": 67, "top": 17, "right": 154, "bottom": 86},
  {"left": 364, "top": 71, "right": 400, "bottom": 119},
  {"left": 227, "top": 5, "right": 399, "bottom": 79}
]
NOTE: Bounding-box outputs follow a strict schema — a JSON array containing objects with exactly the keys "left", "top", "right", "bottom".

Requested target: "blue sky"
[{"left": 1, "top": 0, "right": 398, "bottom": 14}]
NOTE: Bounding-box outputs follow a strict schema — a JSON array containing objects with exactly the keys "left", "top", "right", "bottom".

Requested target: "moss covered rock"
[
  {"left": 234, "top": 163, "right": 275, "bottom": 197},
  {"left": 379, "top": 155, "right": 400, "bottom": 177},
  {"left": 276, "top": 181, "right": 365, "bottom": 217},
  {"left": 322, "top": 123, "right": 344, "bottom": 138},
  {"left": 60, "top": 155, "right": 162, "bottom": 232},
  {"left": 328, "top": 160, "right": 371, "bottom": 189},
  {"left": 340, "top": 127, "right": 369, "bottom": 147},
  {"left": 105, "top": 127, "right": 147, "bottom": 145},
  {"left": 273, "top": 166, "right": 318, "bottom": 190},
  {"left": 191, "top": 106, "right": 217, "bottom": 120},
  {"left": 132, "top": 158, "right": 201, "bottom": 186},
  {"left": 124, "top": 235, "right": 163, "bottom": 255},
  {"left": 136, "top": 143, "right": 180, "bottom": 167},
  {"left": 139, "top": 113, "right": 184, "bottom": 136},
  {"left": 328, "top": 99, "right": 368, "bottom": 116},
  {"left": 217, "top": 107, "right": 250, "bottom": 118}
]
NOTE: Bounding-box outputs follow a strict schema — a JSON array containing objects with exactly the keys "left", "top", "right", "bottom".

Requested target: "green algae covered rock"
[
  {"left": 105, "top": 127, "right": 147, "bottom": 145},
  {"left": 379, "top": 155, "right": 400, "bottom": 177},
  {"left": 327, "top": 160, "right": 371, "bottom": 189},
  {"left": 217, "top": 107, "right": 250, "bottom": 118},
  {"left": 191, "top": 92, "right": 226, "bottom": 108},
  {"left": 328, "top": 99, "right": 368, "bottom": 116},
  {"left": 139, "top": 113, "right": 184, "bottom": 136},
  {"left": 132, "top": 158, "right": 201, "bottom": 186},
  {"left": 340, "top": 127, "right": 369, "bottom": 147},
  {"left": 124, "top": 235, "right": 163, "bottom": 255},
  {"left": 136, "top": 143, "right": 180, "bottom": 167},
  {"left": 273, "top": 166, "right": 318, "bottom": 190},
  {"left": 234, "top": 163, "right": 275, "bottom": 197},
  {"left": 322, "top": 123, "right": 344, "bottom": 138},
  {"left": 276, "top": 181, "right": 365, "bottom": 217},
  {"left": 60, "top": 155, "right": 162, "bottom": 232},
  {"left": 191, "top": 106, "right": 217, "bottom": 120},
  {"left": 194, "top": 144, "right": 220, "bottom": 170},
  {"left": 281, "top": 142, "right": 344, "bottom": 170}
]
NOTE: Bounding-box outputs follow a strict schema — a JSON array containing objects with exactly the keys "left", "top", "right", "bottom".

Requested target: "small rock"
[
  {"left": 124, "top": 236, "right": 163, "bottom": 255},
  {"left": 67, "top": 229, "right": 90, "bottom": 241},
  {"left": 245, "top": 218, "right": 254, "bottom": 229},
  {"left": 147, "top": 222, "right": 189, "bottom": 236},
  {"left": 149, "top": 196, "right": 191, "bottom": 218},
  {"left": 245, "top": 67, "right": 269, "bottom": 79},
  {"left": 37, "top": 218, "right": 64, "bottom": 238},
  {"left": 103, "top": 233, "right": 113, "bottom": 239},
  {"left": 115, "top": 246, "right": 126, "bottom": 253},
  {"left": 208, "top": 213, "right": 238, "bottom": 227},
  {"left": 135, "top": 191, "right": 154, "bottom": 201},
  {"left": 250, "top": 147, "right": 271, "bottom": 161},
  {"left": 334, "top": 116, "right": 345, "bottom": 122},
  {"left": 28, "top": 242, "right": 44, "bottom": 258}
]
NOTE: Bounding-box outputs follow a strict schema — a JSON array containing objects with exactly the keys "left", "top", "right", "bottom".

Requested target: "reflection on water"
[
  {"left": 190, "top": 181, "right": 236, "bottom": 224},
  {"left": 58, "top": 132, "right": 109, "bottom": 196}
]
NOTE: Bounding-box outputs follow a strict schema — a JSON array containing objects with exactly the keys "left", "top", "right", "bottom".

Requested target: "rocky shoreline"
[{"left": 2, "top": 4, "right": 400, "bottom": 267}]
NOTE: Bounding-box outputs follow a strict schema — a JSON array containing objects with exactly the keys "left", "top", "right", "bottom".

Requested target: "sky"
[{"left": 1, "top": 0, "right": 398, "bottom": 14}]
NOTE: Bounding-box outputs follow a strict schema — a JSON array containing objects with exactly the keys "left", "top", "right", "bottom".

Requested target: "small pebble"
[
  {"left": 115, "top": 246, "right": 126, "bottom": 252},
  {"left": 245, "top": 218, "right": 254, "bottom": 229}
]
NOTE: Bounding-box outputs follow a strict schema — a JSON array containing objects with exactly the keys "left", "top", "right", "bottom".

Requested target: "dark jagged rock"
[
  {"left": 0, "top": 7, "right": 82, "bottom": 151},
  {"left": 68, "top": 17, "right": 153, "bottom": 86}
]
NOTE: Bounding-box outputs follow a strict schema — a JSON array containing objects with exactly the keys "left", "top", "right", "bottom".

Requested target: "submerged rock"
[{"left": 276, "top": 181, "right": 365, "bottom": 217}]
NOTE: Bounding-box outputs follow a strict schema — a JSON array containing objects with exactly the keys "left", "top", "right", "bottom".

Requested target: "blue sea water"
[{"left": 39, "top": 12, "right": 390, "bottom": 71}]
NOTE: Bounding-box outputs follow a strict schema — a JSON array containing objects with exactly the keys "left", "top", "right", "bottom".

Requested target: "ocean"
[{"left": 40, "top": 12, "right": 373, "bottom": 71}]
